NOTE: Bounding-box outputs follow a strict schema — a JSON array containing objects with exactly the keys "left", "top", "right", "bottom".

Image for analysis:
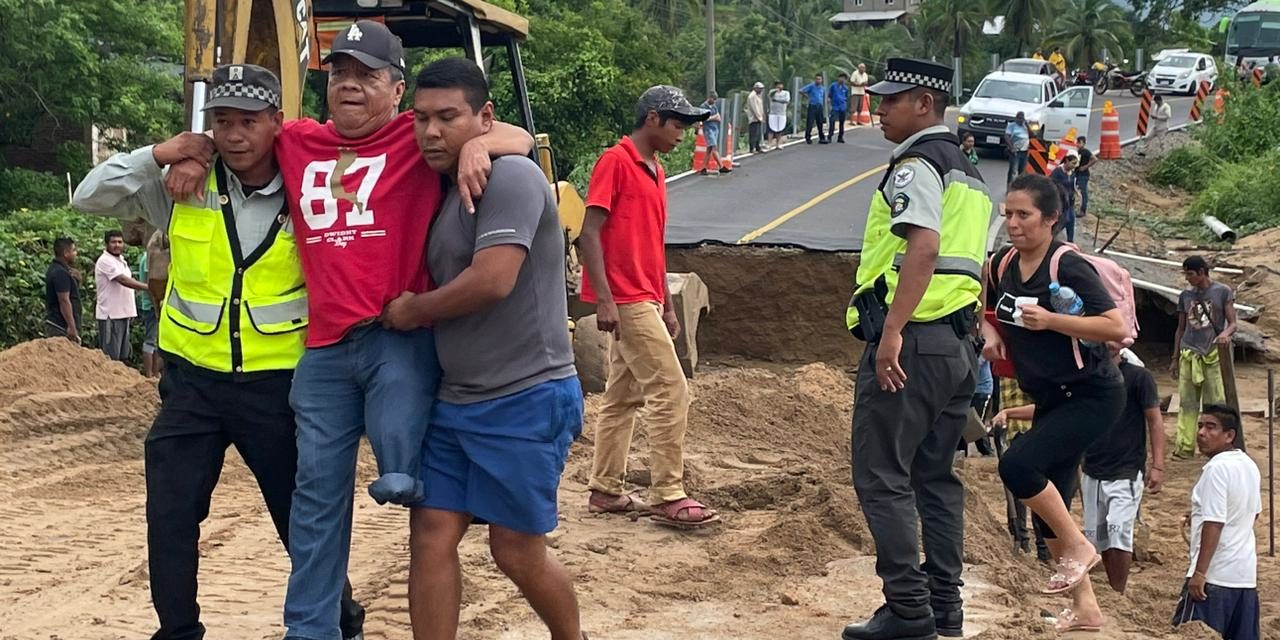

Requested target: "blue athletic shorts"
[
  {"left": 704, "top": 128, "right": 720, "bottom": 148},
  {"left": 415, "top": 376, "right": 583, "bottom": 535}
]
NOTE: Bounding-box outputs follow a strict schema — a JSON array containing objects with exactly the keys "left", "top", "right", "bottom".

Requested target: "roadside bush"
[
  {"left": 0, "top": 207, "right": 142, "bottom": 349},
  {"left": 1194, "top": 81, "right": 1280, "bottom": 164},
  {"left": 1189, "top": 150, "right": 1280, "bottom": 236},
  {"left": 0, "top": 168, "right": 67, "bottom": 213},
  {"left": 1149, "top": 145, "right": 1222, "bottom": 192}
]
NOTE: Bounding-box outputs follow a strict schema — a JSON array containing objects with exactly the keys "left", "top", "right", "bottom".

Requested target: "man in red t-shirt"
[
  {"left": 579, "top": 86, "right": 721, "bottom": 529},
  {"left": 167, "top": 20, "right": 533, "bottom": 640}
]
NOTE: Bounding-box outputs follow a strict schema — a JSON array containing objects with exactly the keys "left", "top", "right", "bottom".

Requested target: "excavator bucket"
[{"left": 183, "top": 0, "right": 314, "bottom": 124}]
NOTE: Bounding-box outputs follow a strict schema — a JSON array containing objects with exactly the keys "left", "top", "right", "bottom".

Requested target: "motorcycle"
[
  {"left": 1071, "top": 68, "right": 1093, "bottom": 86},
  {"left": 1095, "top": 63, "right": 1147, "bottom": 96}
]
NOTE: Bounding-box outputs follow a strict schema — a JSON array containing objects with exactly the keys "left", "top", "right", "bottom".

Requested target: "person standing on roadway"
[
  {"left": 699, "top": 91, "right": 730, "bottom": 175},
  {"left": 747, "top": 82, "right": 767, "bottom": 154},
  {"left": 851, "top": 63, "right": 872, "bottom": 123},
  {"left": 767, "top": 81, "right": 791, "bottom": 150},
  {"left": 841, "top": 58, "right": 993, "bottom": 640},
  {"left": 72, "top": 64, "right": 366, "bottom": 640},
  {"left": 1004, "top": 112, "right": 1031, "bottom": 186},
  {"left": 1151, "top": 94, "right": 1173, "bottom": 139},
  {"left": 800, "top": 73, "right": 828, "bottom": 144},
  {"left": 828, "top": 72, "right": 851, "bottom": 143}
]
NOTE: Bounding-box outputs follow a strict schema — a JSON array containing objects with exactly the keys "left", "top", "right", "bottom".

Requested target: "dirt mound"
[
  {"left": 0, "top": 338, "right": 151, "bottom": 407},
  {"left": 667, "top": 246, "right": 860, "bottom": 366}
]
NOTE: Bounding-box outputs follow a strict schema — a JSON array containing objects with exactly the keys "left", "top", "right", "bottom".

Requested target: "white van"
[
  {"left": 957, "top": 71, "right": 1095, "bottom": 149},
  {"left": 1149, "top": 52, "right": 1218, "bottom": 95}
]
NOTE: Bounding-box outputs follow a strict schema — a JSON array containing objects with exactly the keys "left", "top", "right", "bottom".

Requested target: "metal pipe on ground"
[{"left": 1203, "top": 215, "right": 1237, "bottom": 243}]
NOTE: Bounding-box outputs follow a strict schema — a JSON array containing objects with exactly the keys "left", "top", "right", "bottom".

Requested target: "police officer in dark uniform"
[{"left": 842, "top": 59, "right": 994, "bottom": 640}]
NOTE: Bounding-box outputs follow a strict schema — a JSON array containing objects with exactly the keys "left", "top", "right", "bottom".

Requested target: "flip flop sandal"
[
  {"left": 1054, "top": 608, "right": 1103, "bottom": 633},
  {"left": 650, "top": 498, "right": 721, "bottom": 530},
  {"left": 587, "top": 492, "right": 648, "bottom": 515},
  {"left": 1042, "top": 553, "right": 1102, "bottom": 595}
]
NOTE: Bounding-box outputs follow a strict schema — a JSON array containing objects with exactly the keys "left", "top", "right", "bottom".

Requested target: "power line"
[{"left": 744, "top": 0, "right": 891, "bottom": 71}]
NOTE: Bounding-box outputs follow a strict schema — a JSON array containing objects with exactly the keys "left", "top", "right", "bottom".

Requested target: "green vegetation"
[
  {"left": 1148, "top": 81, "right": 1280, "bottom": 238},
  {"left": 0, "top": 208, "right": 142, "bottom": 348}
]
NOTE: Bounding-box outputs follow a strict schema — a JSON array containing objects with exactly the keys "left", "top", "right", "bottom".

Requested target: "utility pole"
[{"left": 705, "top": 0, "right": 716, "bottom": 95}]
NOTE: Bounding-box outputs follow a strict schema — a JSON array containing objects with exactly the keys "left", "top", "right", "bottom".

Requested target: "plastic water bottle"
[{"left": 1048, "top": 282, "right": 1084, "bottom": 316}]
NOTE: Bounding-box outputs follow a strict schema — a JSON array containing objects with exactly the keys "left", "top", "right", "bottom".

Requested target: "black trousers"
[
  {"left": 748, "top": 121, "right": 763, "bottom": 151},
  {"left": 997, "top": 374, "right": 1124, "bottom": 538},
  {"left": 828, "top": 109, "right": 848, "bottom": 141},
  {"left": 852, "top": 322, "right": 975, "bottom": 619},
  {"left": 145, "top": 363, "right": 364, "bottom": 640},
  {"left": 805, "top": 104, "right": 826, "bottom": 142}
]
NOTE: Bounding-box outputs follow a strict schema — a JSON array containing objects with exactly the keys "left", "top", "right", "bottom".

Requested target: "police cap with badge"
[
  {"left": 203, "top": 64, "right": 282, "bottom": 112},
  {"left": 868, "top": 58, "right": 954, "bottom": 96}
]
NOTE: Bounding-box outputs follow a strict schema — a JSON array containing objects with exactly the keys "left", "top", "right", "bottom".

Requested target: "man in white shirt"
[
  {"left": 851, "top": 63, "right": 872, "bottom": 123},
  {"left": 1173, "top": 403, "right": 1261, "bottom": 640},
  {"left": 1151, "top": 94, "right": 1173, "bottom": 139},
  {"left": 94, "top": 229, "right": 148, "bottom": 361},
  {"left": 747, "top": 82, "right": 767, "bottom": 154}
]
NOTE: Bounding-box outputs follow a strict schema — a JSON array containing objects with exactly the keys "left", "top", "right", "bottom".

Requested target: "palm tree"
[
  {"left": 914, "top": 0, "right": 990, "bottom": 60},
  {"left": 1049, "top": 0, "right": 1131, "bottom": 67},
  {"left": 998, "top": 0, "right": 1053, "bottom": 57}
]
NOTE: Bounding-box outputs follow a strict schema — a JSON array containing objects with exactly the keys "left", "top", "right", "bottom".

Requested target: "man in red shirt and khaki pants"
[{"left": 579, "top": 85, "right": 720, "bottom": 529}]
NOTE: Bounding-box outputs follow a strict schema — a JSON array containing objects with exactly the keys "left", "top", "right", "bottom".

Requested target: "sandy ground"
[{"left": 1, "top": 338, "right": 1277, "bottom": 639}]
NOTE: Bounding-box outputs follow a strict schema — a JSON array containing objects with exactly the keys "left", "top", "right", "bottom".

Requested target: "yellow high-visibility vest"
[{"left": 160, "top": 163, "right": 307, "bottom": 373}]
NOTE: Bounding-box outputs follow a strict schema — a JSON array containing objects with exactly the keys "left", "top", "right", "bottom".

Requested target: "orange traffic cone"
[
  {"left": 720, "top": 123, "right": 735, "bottom": 170},
  {"left": 1046, "top": 127, "right": 1078, "bottom": 173},
  {"left": 856, "top": 94, "right": 872, "bottom": 125},
  {"left": 692, "top": 128, "right": 707, "bottom": 173},
  {"left": 1099, "top": 101, "right": 1122, "bottom": 160}
]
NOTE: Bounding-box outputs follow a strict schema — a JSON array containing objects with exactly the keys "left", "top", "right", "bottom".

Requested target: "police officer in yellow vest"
[
  {"left": 73, "top": 64, "right": 364, "bottom": 640},
  {"left": 841, "top": 59, "right": 992, "bottom": 640}
]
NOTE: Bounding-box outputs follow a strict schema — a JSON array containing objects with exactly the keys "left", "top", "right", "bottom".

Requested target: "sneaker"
[
  {"left": 819, "top": 139, "right": 831, "bottom": 145},
  {"left": 719, "top": 167, "right": 732, "bottom": 174},
  {"left": 698, "top": 169, "right": 708, "bottom": 176}
]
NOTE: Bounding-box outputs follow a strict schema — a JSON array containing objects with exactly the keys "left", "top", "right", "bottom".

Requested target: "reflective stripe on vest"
[
  {"left": 159, "top": 162, "right": 307, "bottom": 373},
  {"left": 847, "top": 150, "right": 992, "bottom": 331}
]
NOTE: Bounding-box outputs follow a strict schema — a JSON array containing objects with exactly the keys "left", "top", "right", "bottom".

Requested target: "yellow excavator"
[{"left": 149, "top": 0, "right": 585, "bottom": 295}]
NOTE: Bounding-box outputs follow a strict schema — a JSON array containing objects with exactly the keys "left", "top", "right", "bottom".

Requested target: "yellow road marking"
[{"left": 736, "top": 163, "right": 889, "bottom": 244}]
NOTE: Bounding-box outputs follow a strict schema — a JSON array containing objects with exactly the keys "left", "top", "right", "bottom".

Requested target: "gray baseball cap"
[
  {"left": 203, "top": 64, "right": 282, "bottom": 112},
  {"left": 635, "top": 85, "right": 711, "bottom": 122}
]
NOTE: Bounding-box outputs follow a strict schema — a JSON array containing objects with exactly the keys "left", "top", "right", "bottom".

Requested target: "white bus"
[{"left": 1225, "top": 1, "right": 1280, "bottom": 73}]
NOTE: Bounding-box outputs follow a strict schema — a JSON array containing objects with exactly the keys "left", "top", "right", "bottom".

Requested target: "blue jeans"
[
  {"left": 1063, "top": 206, "right": 1077, "bottom": 242},
  {"left": 1077, "top": 173, "right": 1090, "bottom": 215},
  {"left": 1007, "top": 150, "right": 1028, "bottom": 184},
  {"left": 283, "top": 325, "right": 439, "bottom": 640}
]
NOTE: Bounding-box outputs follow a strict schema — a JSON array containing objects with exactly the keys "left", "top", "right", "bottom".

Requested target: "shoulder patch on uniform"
[
  {"left": 893, "top": 164, "right": 916, "bottom": 189},
  {"left": 891, "top": 193, "right": 910, "bottom": 218}
]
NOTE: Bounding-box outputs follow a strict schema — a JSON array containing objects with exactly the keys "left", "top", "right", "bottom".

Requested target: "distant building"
[{"left": 830, "top": 0, "right": 922, "bottom": 27}]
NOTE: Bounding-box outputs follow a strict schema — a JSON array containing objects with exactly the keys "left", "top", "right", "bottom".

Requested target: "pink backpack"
[{"left": 996, "top": 243, "right": 1140, "bottom": 369}]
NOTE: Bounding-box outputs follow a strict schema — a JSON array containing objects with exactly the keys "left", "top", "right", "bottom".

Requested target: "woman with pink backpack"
[{"left": 981, "top": 174, "right": 1133, "bottom": 634}]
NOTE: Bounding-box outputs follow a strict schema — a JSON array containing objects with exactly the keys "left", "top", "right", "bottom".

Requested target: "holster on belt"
[{"left": 850, "top": 277, "right": 889, "bottom": 343}]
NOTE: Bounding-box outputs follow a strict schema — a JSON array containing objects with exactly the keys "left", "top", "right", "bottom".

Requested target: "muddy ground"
[{"left": 1, "top": 337, "right": 1276, "bottom": 639}]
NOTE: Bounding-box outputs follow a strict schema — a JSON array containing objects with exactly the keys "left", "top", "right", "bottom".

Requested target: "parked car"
[
  {"left": 957, "top": 71, "right": 1095, "bottom": 150},
  {"left": 1148, "top": 52, "right": 1219, "bottom": 95}
]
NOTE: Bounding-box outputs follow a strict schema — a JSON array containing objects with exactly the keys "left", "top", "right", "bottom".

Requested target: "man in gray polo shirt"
[{"left": 380, "top": 57, "right": 584, "bottom": 640}]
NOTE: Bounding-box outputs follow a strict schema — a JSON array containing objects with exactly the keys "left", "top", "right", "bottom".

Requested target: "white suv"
[
  {"left": 1149, "top": 52, "right": 1218, "bottom": 95},
  {"left": 957, "top": 71, "right": 1094, "bottom": 149}
]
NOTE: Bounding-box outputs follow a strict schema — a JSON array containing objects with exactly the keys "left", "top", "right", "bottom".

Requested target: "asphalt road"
[{"left": 666, "top": 94, "right": 1196, "bottom": 251}]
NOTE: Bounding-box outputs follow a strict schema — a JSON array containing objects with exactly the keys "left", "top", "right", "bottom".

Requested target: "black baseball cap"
[
  {"left": 868, "top": 58, "right": 954, "bottom": 96},
  {"left": 323, "top": 20, "right": 405, "bottom": 73},
  {"left": 203, "top": 64, "right": 282, "bottom": 112},
  {"left": 635, "top": 85, "right": 711, "bottom": 122}
]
